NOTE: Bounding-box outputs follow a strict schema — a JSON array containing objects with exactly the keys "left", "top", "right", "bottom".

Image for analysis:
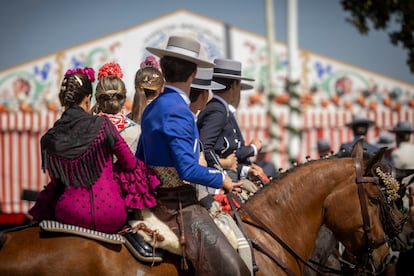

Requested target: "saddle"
[{"left": 39, "top": 220, "right": 164, "bottom": 263}]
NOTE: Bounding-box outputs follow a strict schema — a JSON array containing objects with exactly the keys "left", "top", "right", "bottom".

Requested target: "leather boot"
[{"left": 124, "top": 232, "right": 164, "bottom": 263}]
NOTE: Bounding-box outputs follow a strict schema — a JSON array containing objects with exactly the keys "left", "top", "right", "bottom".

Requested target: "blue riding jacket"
[{"left": 136, "top": 86, "right": 223, "bottom": 189}]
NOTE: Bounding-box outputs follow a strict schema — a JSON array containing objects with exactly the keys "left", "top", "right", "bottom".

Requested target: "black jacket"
[{"left": 197, "top": 96, "right": 255, "bottom": 175}]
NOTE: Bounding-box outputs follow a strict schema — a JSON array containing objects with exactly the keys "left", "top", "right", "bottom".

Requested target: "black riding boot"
[
  {"left": 124, "top": 231, "right": 164, "bottom": 263},
  {"left": 124, "top": 210, "right": 165, "bottom": 263}
]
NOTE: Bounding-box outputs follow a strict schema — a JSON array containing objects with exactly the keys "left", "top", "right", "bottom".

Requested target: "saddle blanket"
[{"left": 39, "top": 220, "right": 125, "bottom": 244}]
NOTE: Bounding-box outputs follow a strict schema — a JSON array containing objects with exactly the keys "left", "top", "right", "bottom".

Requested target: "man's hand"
[
  {"left": 250, "top": 138, "right": 263, "bottom": 153},
  {"left": 248, "top": 163, "right": 270, "bottom": 184},
  {"left": 221, "top": 174, "right": 243, "bottom": 194},
  {"left": 220, "top": 152, "right": 237, "bottom": 172}
]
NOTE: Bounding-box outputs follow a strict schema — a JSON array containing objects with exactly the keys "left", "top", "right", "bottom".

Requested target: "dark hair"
[
  {"left": 212, "top": 77, "right": 237, "bottom": 93},
  {"left": 352, "top": 124, "right": 369, "bottom": 136},
  {"left": 189, "top": 87, "right": 205, "bottom": 103},
  {"left": 59, "top": 73, "right": 92, "bottom": 109},
  {"left": 396, "top": 132, "right": 411, "bottom": 143},
  {"left": 94, "top": 76, "right": 126, "bottom": 114},
  {"left": 160, "top": 56, "right": 196, "bottom": 82}
]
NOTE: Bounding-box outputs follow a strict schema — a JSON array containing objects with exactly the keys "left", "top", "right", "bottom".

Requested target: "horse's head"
[{"left": 324, "top": 139, "right": 404, "bottom": 274}]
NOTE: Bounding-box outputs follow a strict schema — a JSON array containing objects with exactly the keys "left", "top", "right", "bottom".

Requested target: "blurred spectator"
[
  {"left": 374, "top": 131, "right": 396, "bottom": 166},
  {"left": 390, "top": 121, "right": 414, "bottom": 169},
  {"left": 339, "top": 114, "right": 378, "bottom": 157},
  {"left": 317, "top": 139, "right": 331, "bottom": 158},
  {"left": 254, "top": 144, "right": 278, "bottom": 179}
]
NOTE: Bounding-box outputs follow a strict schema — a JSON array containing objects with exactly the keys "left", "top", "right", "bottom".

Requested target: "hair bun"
[{"left": 98, "top": 62, "right": 123, "bottom": 80}]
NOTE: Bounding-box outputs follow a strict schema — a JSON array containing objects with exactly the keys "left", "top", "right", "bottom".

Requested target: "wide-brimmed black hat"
[
  {"left": 213, "top": 58, "right": 255, "bottom": 90},
  {"left": 345, "top": 114, "right": 375, "bottom": 127},
  {"left": 389, "top": 121, "right": 414, "bottom": 133}
]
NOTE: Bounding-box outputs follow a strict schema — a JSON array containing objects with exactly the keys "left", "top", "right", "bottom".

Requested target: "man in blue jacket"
[{"left": 136, "top": 35, "right": 249, "bottom": 276}]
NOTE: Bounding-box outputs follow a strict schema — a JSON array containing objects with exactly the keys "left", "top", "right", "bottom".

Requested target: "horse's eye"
[{"left": 368, "top": 196, "right": 379, "bottom": 205}]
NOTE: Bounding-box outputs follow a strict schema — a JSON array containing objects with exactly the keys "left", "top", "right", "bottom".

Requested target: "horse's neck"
[{"left": 245, "top": 159, "right": 352, "bottom": 256}]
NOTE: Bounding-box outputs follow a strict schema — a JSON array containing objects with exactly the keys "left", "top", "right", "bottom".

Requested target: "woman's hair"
[
  {"left": 93, "top": 62, "right": 127, "bottom": 115},
  {"left": 130, "top": 56, "right": 164, "bottom": 123},
  {"left": 95, "top": 76, "right": 127, "bottom": 114},
  {"left": 59, "top": 73, "right": 93, "bottom": 109}
]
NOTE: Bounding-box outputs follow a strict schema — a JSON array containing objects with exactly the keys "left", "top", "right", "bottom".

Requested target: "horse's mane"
[{"left": 250, "top": 155, "right": 340, "bottom": 199}]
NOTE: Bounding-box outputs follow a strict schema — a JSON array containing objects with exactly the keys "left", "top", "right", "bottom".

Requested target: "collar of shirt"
[
  {"left": 165, "top": 85, "right": 190, "bottom": 105},
  {"left": 228, "top": 104, "right": 236, "bottom": 114},
  {"left": 213, "top": 95, "right": 228, "bottom": 108}
]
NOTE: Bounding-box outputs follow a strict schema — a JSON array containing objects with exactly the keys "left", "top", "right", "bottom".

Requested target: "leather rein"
[{"left": 228, "top": 157, "right": 386, "bottom": 275}]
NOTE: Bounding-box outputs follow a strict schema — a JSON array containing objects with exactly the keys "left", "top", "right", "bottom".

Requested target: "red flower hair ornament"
[
  {"left": 98, "top": 62, "right": 123, "bottom": 80},
  {"left": 65, "top": 67, "right": 96, "bottom": 83}
]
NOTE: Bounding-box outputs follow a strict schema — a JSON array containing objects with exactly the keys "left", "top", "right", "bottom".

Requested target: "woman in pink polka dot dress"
[{"left": 29, "top": 68, "right": 159, "bottom": 233}]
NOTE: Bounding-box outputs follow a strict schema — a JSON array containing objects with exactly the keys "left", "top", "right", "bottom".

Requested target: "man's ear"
[
  {"left": 202, "top": 90, "right": 209, "bottom": 101},
  {"left": 230, "top": 79, "right": 238, "bottom": 90}
]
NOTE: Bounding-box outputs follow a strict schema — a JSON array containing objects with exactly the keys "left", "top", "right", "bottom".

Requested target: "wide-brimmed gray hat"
[
  {"left": 212, "top": 58, "right": 255, "bottom": 90},
  {"left": 146, "top": 36, "right": 214, "bottom": 68},
  {"left": 375, "top": 131, "right": 396, "bottom": 148},
  {"left": 191, "top": 68, "right": 225, "bottom": 90},
  {"left": 389, "top": 121, "right": 414, "bottom": 133},
  {"left": 345, "top": 114, "right": 375, "bottom": 127}
]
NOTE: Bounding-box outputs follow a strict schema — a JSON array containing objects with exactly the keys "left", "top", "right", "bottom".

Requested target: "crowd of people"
[
  {"left": 28, "top": 35, "right": 267, "bottom": 275},
  {"left": 27, "top": 34, "right": 414, "bottom": 275}
]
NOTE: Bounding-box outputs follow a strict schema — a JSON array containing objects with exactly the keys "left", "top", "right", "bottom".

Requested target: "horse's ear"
[
  {"left": 350, "top": 138, "right": 364, "bottom": 159},
  {"left": 364, "top": 147, "right": 386, "bottom": 175}
]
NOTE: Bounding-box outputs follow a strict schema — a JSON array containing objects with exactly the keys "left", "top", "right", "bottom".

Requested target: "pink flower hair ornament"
[
  {"left": 140, "top": 55, "right": 160, "bottom": 70},
  {"left": 65, "top": 67, "right": 96, "bottom": 83},
  {"left": 98, "top": 62, "right": 123, "bottom": 80}
]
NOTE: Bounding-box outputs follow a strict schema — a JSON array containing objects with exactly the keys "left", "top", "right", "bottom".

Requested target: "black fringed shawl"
[{"left": 41, "top": 106, "right": 119, "bottom": 188}]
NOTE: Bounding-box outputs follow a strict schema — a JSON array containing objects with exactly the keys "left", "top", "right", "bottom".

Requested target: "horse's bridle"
[
  {"left": 349, "top": 158, "right": 388, "bottom": 273},
  {"left": 229, "top": 157, "right": 389, "bottom": 275}
]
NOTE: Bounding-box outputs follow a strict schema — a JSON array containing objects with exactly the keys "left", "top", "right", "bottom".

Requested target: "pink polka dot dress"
[{"left": 30, "top": 115, "right": 160, "bottom": 234}]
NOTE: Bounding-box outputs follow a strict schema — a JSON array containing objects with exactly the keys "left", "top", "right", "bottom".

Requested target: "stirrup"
[{"left": 124, "top": 232, "right": 164, "bottom": 263}]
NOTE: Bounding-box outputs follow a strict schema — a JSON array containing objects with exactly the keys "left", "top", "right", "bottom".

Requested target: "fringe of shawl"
[{"left": 42, "top": 121, "right": 115, "bottom": 188}]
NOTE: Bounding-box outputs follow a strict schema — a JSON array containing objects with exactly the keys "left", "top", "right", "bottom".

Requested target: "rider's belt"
[
  {"left": 150, "top": 166, "right": 187, "bottom": 188},
  {"left": 149, "top": 166, "right": 198, "bottom": 210}
]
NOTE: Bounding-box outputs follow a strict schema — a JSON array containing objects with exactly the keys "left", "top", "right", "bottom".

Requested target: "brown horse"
[{"left": 0, "top": 140, "right": 398, "bottom": 275}]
